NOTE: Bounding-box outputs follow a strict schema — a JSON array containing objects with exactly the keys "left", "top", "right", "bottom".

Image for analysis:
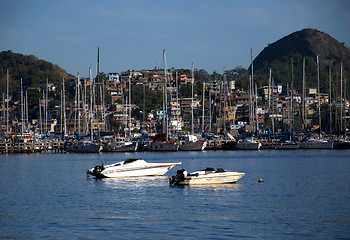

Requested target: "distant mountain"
[
  {"left": 252, "top": 28, "right": 350, "bottom": 93},
  {"left": 0, "top": 50, "right": 76, "bottom": 95}
]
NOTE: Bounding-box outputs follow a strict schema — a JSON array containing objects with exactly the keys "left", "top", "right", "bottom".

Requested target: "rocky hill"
[{"left": 252, "top": 28, "right": 350, "bottom": 93}]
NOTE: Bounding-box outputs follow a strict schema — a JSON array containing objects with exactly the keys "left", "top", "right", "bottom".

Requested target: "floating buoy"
[{"left": 258, "top": 179, "right": 264, "bottom": 183}]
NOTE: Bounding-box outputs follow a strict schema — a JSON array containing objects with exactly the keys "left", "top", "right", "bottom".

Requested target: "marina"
[{"left": 1, "top": 1, "right": 349, "bottom": 239}]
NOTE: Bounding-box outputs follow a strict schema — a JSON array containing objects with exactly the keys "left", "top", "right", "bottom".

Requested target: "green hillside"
[{"left": 0, "top": 50, "right": 76, "bottom": 96}]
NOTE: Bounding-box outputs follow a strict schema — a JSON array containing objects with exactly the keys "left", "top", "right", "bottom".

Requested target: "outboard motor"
[
  {"left": 169, "top": 169, "right": 186, "bottom": 186},
  {"left": 87, "top": 164, "right": 104, "bottom": 178}
]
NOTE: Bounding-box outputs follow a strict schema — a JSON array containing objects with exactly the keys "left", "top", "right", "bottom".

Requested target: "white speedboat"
[
  {"left": 299, "top": 138, "right": 333, "bottom": 149},
  {"left": 235, "top": 138, "right": 261, "bottom": 150},
  {"left": 169, "top": 168, "right": 245, "bottom": 186},
  {"left": 87, "top": 158, "right": 182, "bottom": 178}
]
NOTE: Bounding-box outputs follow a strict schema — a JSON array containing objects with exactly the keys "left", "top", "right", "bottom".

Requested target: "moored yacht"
[
  {"left": 235, "top": 138, "right": 261, "bottom": 150},
  {"left": 74, "top": 140, "right": 102, "bottom": 153},
  {"left": 299, "top": 138, "right": 333, "bottom": 149},
  {"left": 179, "top": 135, "right": 207, "bottom": 151},
  {"left": 169, "top": 168, "right": 245, "bottom": 186},
  {"left": 87, "top": 158, "right": 181, "bottom": 178},
  {"left": 275, "top": 140, "right": 299, "bottom": 150},
  {"left": 102, "top": 136, "right": 137, "bottom": 152}
]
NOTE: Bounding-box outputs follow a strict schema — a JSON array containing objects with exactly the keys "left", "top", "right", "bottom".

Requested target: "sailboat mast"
[
  {"left": 163, "top": 50, "right": 168, "bottom": 139},
  {"left": 250, "top": 49, "right": 255, "bottom": 134},
  {"left": 329, "top": 68, "right": 332, "bottom": 134},
  {"left": 191, "top": 63, "right": 194, "bottom": 135},
  {"left": 6, "top": 69, "right": 9, "bottom": 136},
  {"left": 302, "top": 57, "right": 306, "bottom": 130},
  {"left": 84, "top": 76, "right": 87, "bottom": 134},
  {"left": 78, "top": 72, "right": 81, "bottom": 135},
  {"left": 39, "top": 98, "right": 42, "bottom": 135},
  {"left": 63, "top": 77, "right": 67, "bottom": 136},
  {"left": 176, "top": 71, "right": 179, "bottom": 138},
  {"left": 89, "top": 68, "right": 93, "bottom": 141},
  {"left": 223, "top": 70, "right": 227, "bottom": 136},
  {"left": 60, "top": 88, "right": 63, "bottom": 134},
  {"left": 268, "top": 69, "right": 271, "bottom": 122},
  {"left": 340, "top": 62, "right": 343, "bottom": 132},
  {"left": 202, "top": 81, "right": 205, "bottom": 133},
  {"left": 21, "top": 78, "right": 24, "bottom": 135},
  {"left": 97, "top": 47, "right": 101, "bottom": 137},
  {"left": 291, "top": 58, "right": 294, "bottom": 133},
  {"left": 128, "top": 74, "right": 131, "bottom": 139},
  {"left": 317, "top": 55, "right": 321, "bottom": 138},
  {"left": 25, "top": 91, "right": 28, "bottom": 133},
  {"left": 46, "top": 78, "right": 48, "bottom": 135},
  {"left": 142, "top": 79, "right": 145, "bottom": 133},
  {"left": 44, "top": 89, "right": 47, "bottom": 134},
  {"left": 209, "top": 88, "right": 212, "bottom": 133}
]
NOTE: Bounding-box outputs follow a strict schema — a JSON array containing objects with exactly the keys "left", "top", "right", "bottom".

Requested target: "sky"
[{"left": 0, "top": 0, "right": 349, "bottom": 77}]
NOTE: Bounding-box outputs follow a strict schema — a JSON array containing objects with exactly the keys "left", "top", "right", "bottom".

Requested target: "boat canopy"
[{"left": 124, "top": 158, "right": 142, "bottom": 164}]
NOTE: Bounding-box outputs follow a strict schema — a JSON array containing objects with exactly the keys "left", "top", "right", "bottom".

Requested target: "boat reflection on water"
[
  {"left": 173, "top": 182, "right": 244, "bottom": 191},
  {"left": 92, "top": 176, "right": 170, "bottom": 188}
]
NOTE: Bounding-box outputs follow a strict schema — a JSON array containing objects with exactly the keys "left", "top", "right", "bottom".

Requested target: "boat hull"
[
  {"left": 74, "top": 143, "right": 102, "bottom": 153},
  {"left": 178, "top": 172, "right": 245, "bottom": 185},
  {"left": 103, "top": 142, "right": 137, "bottom": 152},
  {"left": 146, "top": 142, "right": 179, "bottom": 151},
  {"left": 88, "top": 160, "right": 182, "bottom": 178},
  {"left": 236, "top": 142, "right": 261, "bottom": 150},
  {"left": 179, "top": 141, "right": 207, "bottom": 151},
  {"left": 100, "top": 163, "right": 180, "bottom": 178},
  {"left": 333, "top": 141, "right": 350, "bottom": 149},
  {"left": 299, "top": 141, "right": 333, "bottom": 149},
  {"left": 275, "top": 143, "right": 299, "bottom": 150}
]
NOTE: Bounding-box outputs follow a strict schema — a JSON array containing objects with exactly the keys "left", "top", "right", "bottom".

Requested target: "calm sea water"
[{"left": 0, "top": 150, "right": 349, "bottom": 239}]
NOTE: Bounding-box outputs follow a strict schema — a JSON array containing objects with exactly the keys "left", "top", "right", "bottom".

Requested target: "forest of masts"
[{"left": 0, "top": 49, "right": 349, "bottom": 140}]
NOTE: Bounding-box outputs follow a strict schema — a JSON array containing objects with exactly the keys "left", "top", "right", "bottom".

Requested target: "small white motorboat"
[
  {"left": 169, "top": 168, "right": 245, "bottom": 186},
  {"left": 87, "top": 158, "right": 181, "bottom": 178}
]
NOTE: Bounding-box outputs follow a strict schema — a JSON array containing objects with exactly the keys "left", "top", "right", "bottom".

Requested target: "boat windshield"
[
  {"left": 199, "top": 167, "right": 215, "bottom": 172},
  {"left": 124, "top": 158, "right": 142, "bottom": 164}
]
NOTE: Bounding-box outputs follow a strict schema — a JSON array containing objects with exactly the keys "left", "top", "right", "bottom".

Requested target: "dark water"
[{"left": 1, "top": 150, "right": 349, "bottom": 239}]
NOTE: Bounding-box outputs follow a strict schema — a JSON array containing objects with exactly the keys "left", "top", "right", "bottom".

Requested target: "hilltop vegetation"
[{"left": 0, "top": 50, "right": 76, "bottom": 95}]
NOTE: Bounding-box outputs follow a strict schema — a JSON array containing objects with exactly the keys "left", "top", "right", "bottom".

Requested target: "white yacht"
[
  {"left": 170, "top": 168, "right": 245, "bottom": 186},
  {"left": 87, "top": 158, "right": 181, "bottom": 178}
]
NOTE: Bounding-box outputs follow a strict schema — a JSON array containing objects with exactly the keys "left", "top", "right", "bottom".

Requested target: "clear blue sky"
[{"left": 1, "top": 0, "right": 349, "bottom": 77}]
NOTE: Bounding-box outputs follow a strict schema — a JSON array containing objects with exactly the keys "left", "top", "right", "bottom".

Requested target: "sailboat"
[
  {"left": 179, "top": 135, "right": 207, "bottom": 151},
  {"left": 73, "top": 64, "right": 102, "bottom": 153},
  {"left": 235, "top": 138, "right": 262, "bottom": 150},
  {"left": 102, "top": 136, "right": 138, "bottom": 152},
  {"left": 145, "top": 50, "right": 179, "bottom": 151}
]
